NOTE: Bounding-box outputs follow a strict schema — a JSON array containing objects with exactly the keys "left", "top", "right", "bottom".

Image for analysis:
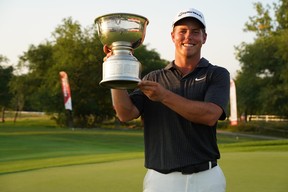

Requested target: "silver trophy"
[{"left": 95, "top": 13, "right": 149, "bottom": 89}]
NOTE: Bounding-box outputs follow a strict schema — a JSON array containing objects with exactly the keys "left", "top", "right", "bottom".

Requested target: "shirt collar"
[{"left": 165, "top": 57, "right": 210, "bottom": 70}]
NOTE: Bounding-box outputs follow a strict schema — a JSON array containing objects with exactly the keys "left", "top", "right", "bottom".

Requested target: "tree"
[
  {"left": 15, "top": 43, "right": 55, "bottom": 111},
  {"left": 244, "top": 2, "right": 273, "bottom": 37},
  {"left": 134, "top": 44, "right": 168, "bottom": 77},
  {"left": 0, "top": 55, "right": 13, "bottom": 122},
  {"left": 9, "top": 75, "right": 27, "bottom": 122},
  {"left": 235, "top": 0, "right": 288, "bottom": 116},
  {"left": 274, "top": 0, "right": 288, "bottom": 30}
]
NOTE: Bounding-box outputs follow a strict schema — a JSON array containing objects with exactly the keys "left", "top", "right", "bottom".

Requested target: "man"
[{"left": 104, "top": 8, "right": 230, "bottom": 192}]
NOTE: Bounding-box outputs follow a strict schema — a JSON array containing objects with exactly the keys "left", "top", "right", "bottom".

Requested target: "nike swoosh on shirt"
[{"left": 195, "top": 76, "right": 206, "bottom": 81}]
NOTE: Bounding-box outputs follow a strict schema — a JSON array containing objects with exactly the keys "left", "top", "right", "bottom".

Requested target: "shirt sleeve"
[
  {"left": 205, "top": 66, "right": 230, "bottom": 120},
  {"left": 129, "top": 71, "right": 157, "bottom": 115},
  {"left": 129, "top": 89, "right": 145, "bottom": 114}
]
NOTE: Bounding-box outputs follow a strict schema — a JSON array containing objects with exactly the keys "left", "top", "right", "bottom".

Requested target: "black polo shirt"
[{"left": 130, "top": 58, "right": 230, "bottom": 171}]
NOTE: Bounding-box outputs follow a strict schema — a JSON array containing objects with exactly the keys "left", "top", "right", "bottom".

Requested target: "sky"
[{"left": 0, "top": 0, "right": 276, "bottom": 78}]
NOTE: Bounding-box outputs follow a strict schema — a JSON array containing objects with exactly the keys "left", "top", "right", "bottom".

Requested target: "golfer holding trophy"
[
  {"left": 95, "top": 13, "right": 149, "bottom": 89},
  {"left": 96, "top": 8, "right": 229, "bottom": 192}
]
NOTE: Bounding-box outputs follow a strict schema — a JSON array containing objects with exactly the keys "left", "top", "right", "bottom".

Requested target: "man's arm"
[
  {"left": 138, "top": 81, "right": 223, "bottom": 126},
  {"left": 111, "top": 89, "right": 140, "bottom": 122},
  {"left": 161, "top": 90, "right": 222, "bottom": 126}
]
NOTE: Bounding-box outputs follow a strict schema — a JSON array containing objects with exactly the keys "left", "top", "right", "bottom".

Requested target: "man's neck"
[{"left": 174, "top": 56, "right": 201, "bottom": 75}]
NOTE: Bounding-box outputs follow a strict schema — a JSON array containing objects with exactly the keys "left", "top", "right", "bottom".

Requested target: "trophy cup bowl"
[{"left": 95, "top": 13, "right": 149, "bottom": 89}]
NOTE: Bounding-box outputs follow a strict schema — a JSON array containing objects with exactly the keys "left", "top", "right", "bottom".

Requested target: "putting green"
[
  {"left": 1, "top": 151, "right": 287, "bottom": 192},
  {"left": 220, "top": 151, "right": 288, "bottom": 192},
  {"left": 0, "top": 159, "right": 146, "bottom": 192}
]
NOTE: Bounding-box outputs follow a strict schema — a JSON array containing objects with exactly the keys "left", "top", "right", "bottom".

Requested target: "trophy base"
[
  {"left": 100, "top": 55, "right": 141, "bottom": 89},
  {"left": 100, "top": 78, "right": 140, "bottom": 89}
]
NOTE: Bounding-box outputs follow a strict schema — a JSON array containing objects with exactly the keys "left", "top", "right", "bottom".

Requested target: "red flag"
[{"left": 59, "top": 71, "right": 72, "bottom": 110}]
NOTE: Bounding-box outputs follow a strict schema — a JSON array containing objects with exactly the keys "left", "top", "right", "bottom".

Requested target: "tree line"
[
  {"left": 1, "top": 0, "right": 287, "bottom": 127},
  {"left": 0, "top": 18, "right": 167, "bottom": 127},
  {"left": 235, "top": 0, "right": 288, "bottom": 119}
]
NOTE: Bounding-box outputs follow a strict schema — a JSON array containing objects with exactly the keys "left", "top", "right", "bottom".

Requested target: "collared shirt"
[{"left": 130, "top": 58, "right": 230, "bottom": 171}]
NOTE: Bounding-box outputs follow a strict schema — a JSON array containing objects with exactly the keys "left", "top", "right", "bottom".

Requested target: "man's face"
[{"left": 171, "top": 18, "right": 207, "bottom": 58}]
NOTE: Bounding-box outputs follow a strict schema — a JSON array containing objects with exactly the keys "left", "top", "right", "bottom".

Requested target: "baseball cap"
[{"left": 172, "top": 8, "right": 206, "bottom": 29}]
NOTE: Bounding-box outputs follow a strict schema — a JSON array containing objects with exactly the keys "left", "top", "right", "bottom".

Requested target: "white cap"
[{"left": 172, "top": 8, "right": 206, "bottom": 28}]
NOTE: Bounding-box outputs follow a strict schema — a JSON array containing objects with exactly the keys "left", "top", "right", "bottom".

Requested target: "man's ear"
[
  {"left": 171, "top": 31, "right": 176, "bottom": 43},
  {"left": 203, "top": 32, "right": 207, "bottom": 44}
]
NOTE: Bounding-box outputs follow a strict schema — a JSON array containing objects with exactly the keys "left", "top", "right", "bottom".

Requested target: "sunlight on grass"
[{"left": 0, "top": 152, "right": 144, "bottom": 174}]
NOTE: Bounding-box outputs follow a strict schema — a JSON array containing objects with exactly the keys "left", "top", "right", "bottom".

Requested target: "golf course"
[{"left": 0, "top": 115, "right": 287, "bottom": 192}]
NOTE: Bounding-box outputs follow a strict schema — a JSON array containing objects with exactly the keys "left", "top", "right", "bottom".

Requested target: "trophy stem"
[{"left": 112, "top": 41, "right": 133, "bottom": 55}]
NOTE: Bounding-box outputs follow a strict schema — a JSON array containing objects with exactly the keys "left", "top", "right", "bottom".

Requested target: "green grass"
[
  {"left": 220, "top": 152, "right": 288, "bottom": 192},
  {"left": 0, "top": 159, "right": 147, "bottom": 192},
  {"left": 0, "top": 117, "right": 288, "bottom": 192},
  {"left": 0, "top": 123, "right": 144, "bottom": 174}
]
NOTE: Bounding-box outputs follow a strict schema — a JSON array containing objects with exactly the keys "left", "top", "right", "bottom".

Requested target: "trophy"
[{"left": 95, "top": 13, "right": 149, "bottom": 89}]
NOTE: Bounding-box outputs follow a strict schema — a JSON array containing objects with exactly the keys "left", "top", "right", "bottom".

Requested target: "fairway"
[{"left": 1, "top": 118, "right": 288, "bottom": 192}]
